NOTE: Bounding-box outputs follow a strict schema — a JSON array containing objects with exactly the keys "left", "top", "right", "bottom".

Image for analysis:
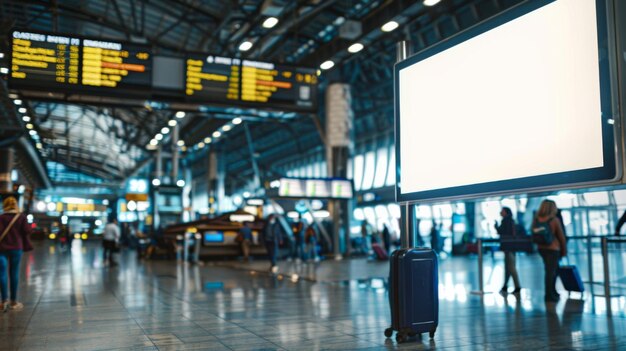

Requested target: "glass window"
[
  {"left": 415, "top": 205, "right": 432, "bottom": 219},
  {"left": 373, "top": 147, "right": 388, "bottom": 188},
  {"left": 432, "top": 204, "right": 453, "bottom": 219},
  {"left": 353, "top": 154, "right": 364, "bottom": 190},
  {"left": 548, "top": 193, "right": 578, "bottom": 208},
  {"left": 375, "top": 205, "right": 389, "bottom": 230},
  {"left": 582, "top": 191, "right": 609, "bottom": 206},
  {"left": 613, "top": 189, "right": 626, "bottom": 205},
  {"left": 454, "top": 203, "right": 466, "bottom": 215},
  {"left": 353, "top": 208, "right": 365, "bottom": 221},
  {"left": 501, "top": 198, "right": 517, "bottom": 214},
  {"left": 363, "top": 207, "right": 376, "bottom": 225},
  {"left": 361, "top": 151, "right": 376, "bottom": 190},
  {"left": 388, "top": 204, "right": 401, "bottom": 219},
  {"left": 386, "top": 147, "right": 396, "bottom": 186},
  {"left": 347, "top": 158, "right": 353, "bottom": 180}
]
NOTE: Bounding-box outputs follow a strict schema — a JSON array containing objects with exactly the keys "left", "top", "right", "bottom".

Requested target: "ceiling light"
[
  {"left": 423, "top": 0, "right": 441, "bottom": 6},
  {"left": 168, "top": 120, "right": 177, "bottom": 127},
  {"left": 348, "top": 43, "right": 364, "bottom": 53},
  {"left": 239, "top": 41, "right": 253, "bottom": 51},
  {"left": 36, "top": 143, "right": 43, "bottom": 149},
  {"left": 263, "top": 17, "right": 279, "bottom": 29},
  {"left": 176, "top": 180, "right": 186, "bottom": 187},
  {"left": 18, "top": 108, "right": 26, "bottom": 113},
  {"left": 381, "top": 20, "right": 399, "bottom": 32},
  {"left": 13, "top": 99, "right": 22, "bottom": 105},
  {"left": 212, "top": 131, "right": 221, "bottom": 138},
  {"left": 152, "top": 179, "right": 161, "bottom": 186},
  {"left": 204, "top": 137, "right": 212, "bottom": 143},
  {"left": 320, "top": 60, "right": 335, "bottom": 70},
  {"left": 146, "top": 144, "right": 157, "bottom": 150},
  {"left": 222, "top": 125, "right": 231, "bottom": 132},
  {"left": 0, "top": 68, "right": 8, "bottom": 74},
  {"left": 177, "top": 140, "right": 185, "bottom": 146},
  {"left": 0, "top": 53, "right": 3, "bottom": 58},
  {"left": 198, "top": 142, "right": 205, "bottom": 148},
  {"left": 175, "top": 111, "right": 185, "bottom": 118},
  {"left": 232, "top": 117, "right": 242, "bottom": 125},
  {"left": 161, "top": 127, "right": 170, "bottom": 134},
  {"left": 22, "top": 116, "right": 31, "bottom": 122},
  {"left": 29, "top": 130, "right": 37, "bottom": 136},
  {"left": 149, "top": 139, "right": 158, "bottom": 145},
  {"left": 26, "top": 123, "right": 34, "bottom": 129},
  {"left": 155, "top": 133, "right": 163, "bottom": 141}
]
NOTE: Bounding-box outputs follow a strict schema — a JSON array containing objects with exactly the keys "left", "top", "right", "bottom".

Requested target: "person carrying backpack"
[
  {"left": 495, "top": 207, "right": 521, "bottom": 294},
  {"left": 531, "top": 200, "right": 567, "bottom": 302},
  {"left": 0, "top": 197, "right": 33, "bottom": 312}
]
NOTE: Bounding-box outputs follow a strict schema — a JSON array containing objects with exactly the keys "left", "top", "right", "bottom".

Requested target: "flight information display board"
[
  {"left": 10, "top": 31, "right": 81, "bottom": 86},
  {"left": 9, "top": 30, "right": 152, "bottom": 93},
  {"left": 241, "top": 60, "right": 317, "bottom": 109},
  {"left": 185, "top": 55, "right": 240, "bottom": 101}
]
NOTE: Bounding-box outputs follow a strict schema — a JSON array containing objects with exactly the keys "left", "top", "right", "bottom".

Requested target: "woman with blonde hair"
[
  {"left": 0, "top": 197, "right": 33, "bottom": 311},
  {"left": 532, "top": 199, "right": 567, "bottom": 302}
]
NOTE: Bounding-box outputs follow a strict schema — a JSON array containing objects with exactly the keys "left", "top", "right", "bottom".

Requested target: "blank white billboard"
[{"left": 396, "top": 0, "right": 618, "bottom": 201}]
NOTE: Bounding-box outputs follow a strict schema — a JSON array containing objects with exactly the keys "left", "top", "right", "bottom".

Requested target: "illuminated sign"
[
  {"left": 9, "top": 30, "right": 152, "bottom": 94},
  {"left": 276, "top": 178, "right": 353, "bottom": 199}
]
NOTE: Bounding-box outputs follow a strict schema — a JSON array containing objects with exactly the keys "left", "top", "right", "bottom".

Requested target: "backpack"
[{"left": 531, "top": 218, "right": 554, "bottom": 245}]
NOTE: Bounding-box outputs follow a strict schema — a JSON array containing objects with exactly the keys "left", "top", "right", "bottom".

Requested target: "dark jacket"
[
  {"left": 263, "top": 221, "right": 283, "bottom": 243},
  {"left": 0, "top": 212, "right": 33, "bottom": 251},
  {"left": 496, "top": 216, "right": 515, "bottom": 237}
]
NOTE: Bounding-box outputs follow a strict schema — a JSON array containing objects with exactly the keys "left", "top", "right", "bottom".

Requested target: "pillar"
[
  {"left": 0, "top": 148, "right": 14, "bottom": 194},
  {"left": 326, "top": 83, "right": 353, "bottom": 258}
]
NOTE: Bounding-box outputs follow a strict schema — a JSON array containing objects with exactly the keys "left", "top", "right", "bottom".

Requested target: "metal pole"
[
  {"left": 401, "top": 203, "right": 411, "bottom": 248},
  {"left": 471, "top": 239, "right": 487, "bottom": 295},
  {"left": 586, "top": 235, "right": 594, "bottom": 291},
  {"left": 172, "top": 125, "right": 179, "bottom": 182},
  {"left": 601, "top": 237, "right": 611, "bottom": 301},
  {"left": 243, "top": 123, "right": 262, "bottom": 190}
]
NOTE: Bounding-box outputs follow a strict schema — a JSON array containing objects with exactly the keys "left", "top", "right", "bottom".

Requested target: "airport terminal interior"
[{"left": 0, "top": 0, "right": 625, "bottom": 350}]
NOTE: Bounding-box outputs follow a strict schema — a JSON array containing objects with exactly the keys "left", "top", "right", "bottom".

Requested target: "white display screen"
[
  {"left": 277, "top": 178, "right": 353, "bottom": 199},
  {"left": 396, "top": 0, "right": 616, "bottom": 201}
]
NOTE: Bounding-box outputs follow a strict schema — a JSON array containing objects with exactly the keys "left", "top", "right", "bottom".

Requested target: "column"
[{"left": 0, "top": 148, "right": 14, "bottom": 194}]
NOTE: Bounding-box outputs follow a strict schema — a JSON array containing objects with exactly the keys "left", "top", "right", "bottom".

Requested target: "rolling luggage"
[
  {"left": 372, "top": 243, "right": 389, "bottom": 260},
  {"left": 558, "top": 264, "right": 584, "bottom": 294},
  {"left": 385, "top": 248, "right": 438, "bottom": 343}
]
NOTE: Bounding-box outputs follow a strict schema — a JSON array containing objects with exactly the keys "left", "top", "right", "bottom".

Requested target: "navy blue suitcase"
[
  {"left": 385, "top": 248, "right": 438, "bottom": 343},
  {"left": 558, "top": 265, "right": 584, "bottom": 293}
]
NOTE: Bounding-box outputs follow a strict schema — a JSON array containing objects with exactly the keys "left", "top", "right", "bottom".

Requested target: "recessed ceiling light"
[
  {"left": 26, "top": 123, "right": 33, "bottom": 129},
  {"left": 239, "top": 41, "right": 253, "bottom": 51},
  {"left": 262, "top": 17, "right": 279, "bottom": 29},
  {"left": 161, "top": 127, "right": 170, "bottom": 134},
  {"left": 29, "top": 130, "right": 37, "bottom": 136},
  {"left": 13, "top": 99, "right": 22, "bottom": 105},
  {"left": 198, "top": 142, "right": 205, "bottom": 148},
  {"left": 22, "top": 116, "right": 31, "bottom": 122},
  {"left": 222, "top": 125, "right": 232, "bottom": 132},
  {"left": 423, "top": 0, "right": 441, "bottom": 6},
  {"left": 149, "top": 139, "right": 158, "bottom": 145},
  {"left": 168, "top": 120, "right": 177, "bottom": 127},
  {"left": 232, "top": 117, "right": 242, "bottom": 125},
  {"left": 348, "top": 43, "right": 364, "bottom": 53},
  {"left": 381, "top": 21, "right": 399, "bottom": 32},
  {"left": 155, "top": 133, "right": 163, "bottom": 140},
  {"left": 320, "top": 60, "right": 335, "bottom": 70},
  {"left": 212, "top": 131, "right": 221, "bottom": 138},
  {"left": 175, "top": 111, "right": 186, "bottom": 118},
  {"left": 36, "top": 143, "right": 43, "bottom": 149},
  {"left": 204, "top": 137, "right": 212, "bottom": 143},
  {"left": 18, "top": 108, "right": 26, "bottom": 113},
  {"left": 177, "top": 140, "right": 185, "bottom": 146}
]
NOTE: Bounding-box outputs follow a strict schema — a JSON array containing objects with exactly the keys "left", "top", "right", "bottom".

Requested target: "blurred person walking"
[
  {"left": 0, "top": 197, "right": 33, "bottom": 312},
  {"left": 236, "top": 221, "right": 253, "bottom": 262},
  {"left": 495, "top": 207, "right": 522, "bottom": 294},
  {"left": 103, "top": 218, "right": 120, "bottom": 266},
  {"left": 263, "top": 215, "right": 283, "bottom": 273},
  {"left": 532, "top": 200, "right": 567, "bottom": 302}
]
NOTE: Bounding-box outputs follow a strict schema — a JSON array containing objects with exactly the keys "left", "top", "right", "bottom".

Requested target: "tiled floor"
[{"left": 0, "top": 241, "right": 624, "bottom": 350}]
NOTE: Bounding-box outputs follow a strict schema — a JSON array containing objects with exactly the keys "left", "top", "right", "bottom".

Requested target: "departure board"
[
  {"left": 10, "top": 31, "right": 81, "bottom": 86},
  {"left": 9, "top": 30, "right": 152, "bottom": 93},
  {"left": 241, "top": 60, "right": 317, "bottom": 109},
  {"left": 81, "top": 39, "right": 151, "bottom": 89},
  {"left": 185, "top": 55, "right": 240, "bottom": 101}
]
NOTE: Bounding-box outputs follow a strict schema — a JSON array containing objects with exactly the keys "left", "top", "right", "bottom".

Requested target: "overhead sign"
[
  {"left": 10, "top": 30, "right": 152, "bottom": 95},
  {"left": 276, "top": 178, "right": 353, "bottom": 199}
]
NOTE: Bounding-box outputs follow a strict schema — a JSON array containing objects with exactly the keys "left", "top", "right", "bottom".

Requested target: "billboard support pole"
[{"left": 396, "top": 40, "right": 413, "bottom": 249}]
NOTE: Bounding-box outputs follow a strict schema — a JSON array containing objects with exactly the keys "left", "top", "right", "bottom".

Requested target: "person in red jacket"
[{"left": 0, "top": 196, "right": 33, "bottom": 311}]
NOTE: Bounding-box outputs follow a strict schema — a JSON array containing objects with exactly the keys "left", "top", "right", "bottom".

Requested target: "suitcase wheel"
[
  {"left": 396, "top": 332, "right": 406, "bottom": 344},
  {"left": 384, "top": 328, "right": 393, "bottom": 338},
  {"left": 429, "top": 330, "right": 436, "bottom": 339}
]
